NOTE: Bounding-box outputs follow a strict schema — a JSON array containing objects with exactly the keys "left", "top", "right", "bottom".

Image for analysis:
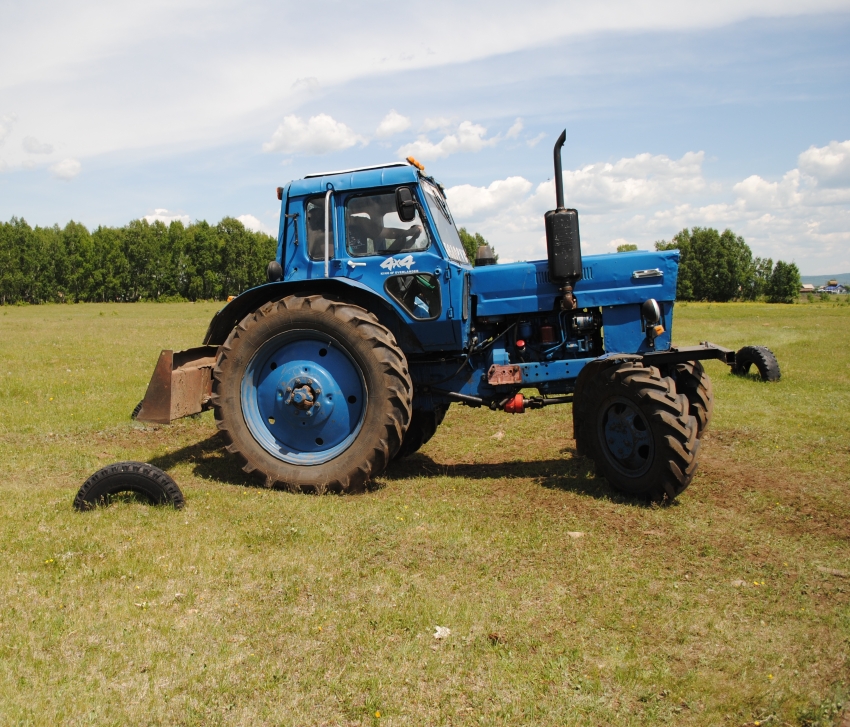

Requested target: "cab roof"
[{"left": 288, "top": 162, "right": 421, "bottom": 197}]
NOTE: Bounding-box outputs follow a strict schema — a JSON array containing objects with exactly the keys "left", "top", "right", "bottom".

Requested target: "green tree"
[
  {"left": 457, "top": 227, "right": 497, "bottom": 266},
  {"left": 0, "top": 218, "right": 29, "bottom": 304},
  {"left": 218, "top": 217, "right": 277, "bottom": 297},
  {"left": 741, "top": 256, "right": 773, "bottom": 301},
  {"left": 88, "top": 226, "right": 129, "bottom": 301},
  {"left": 616, "top": 243, "right": 638, "bottom": 252},
  {"left": 184, "top": 221, "right": 223, "bottom": 300},
  {"left": 765, "top": 260, "right": 801, "bottom": 303},
  {"left": 656, "top": 227, "right": 754, "bottom": 302}
]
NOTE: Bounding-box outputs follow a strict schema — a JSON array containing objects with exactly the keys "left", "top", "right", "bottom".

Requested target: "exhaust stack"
[{"left": 544, "top": 130, "right": 582, "bottom": 310}]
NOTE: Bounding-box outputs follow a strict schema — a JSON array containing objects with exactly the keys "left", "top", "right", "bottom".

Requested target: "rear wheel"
[
  {"left": 580, "top": 362, "right": 700, "bottom": 501},
  {"left": 212, "top": 295, "right": 412, "bottom": 493},
  {"left": 393, "top": 405, "right": 448, "bottom": 459},
  {"left": 732, "top": 345, "right": 780, "bottom": 382}
]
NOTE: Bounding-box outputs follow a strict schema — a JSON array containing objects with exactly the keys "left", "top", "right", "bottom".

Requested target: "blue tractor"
[{"left": 135, "top": 132, "right": 764, "bottom": 501}]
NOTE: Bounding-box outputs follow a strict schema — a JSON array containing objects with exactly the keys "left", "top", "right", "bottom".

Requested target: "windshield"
[{"left": 421, "top": 181, "right": 469, "bottom": 265}]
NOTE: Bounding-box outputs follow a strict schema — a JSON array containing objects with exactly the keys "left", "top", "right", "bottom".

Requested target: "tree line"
[
  {"left": 1, "top": 217, "right": 799, "bottom": 306},
  {"left": 620, "top": 227, "right": 801, "bottom": 303},
  {"left": 0, "top": 217, "right": 277, "bottom": 305}
]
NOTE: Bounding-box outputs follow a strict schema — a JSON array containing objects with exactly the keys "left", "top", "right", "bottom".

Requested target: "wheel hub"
[
  {"left": 284, "top": 377, "right": 322, "bottom": 415},
  {"left": 241, "top": 332, "right": 366, "bottom": 465},
  {"left": 598, "top": 396, "right": 654, "bottom": 476}
]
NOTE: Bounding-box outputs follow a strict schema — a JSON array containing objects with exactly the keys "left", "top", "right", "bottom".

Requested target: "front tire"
[
  {"left": 668, "top": 360, "right": 713, "bottom": 436},
  {"left": 393, "top": 405, "right": 448, "bottom": 459},
  {"left": 581, "top": 362, "right": 700, "bottom": 501},
  {"left": 212, "top": 295, "right": 412, "bottom": 493}
]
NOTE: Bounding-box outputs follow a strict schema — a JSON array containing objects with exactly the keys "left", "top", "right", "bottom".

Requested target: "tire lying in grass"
[
  {"left": 732, "top": 345, "right": 781, "bottom": 382},
  {"left": 74, "top": 461, "right": 185, "bottom": 510}
]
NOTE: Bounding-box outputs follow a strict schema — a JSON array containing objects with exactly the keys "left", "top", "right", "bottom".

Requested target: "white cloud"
[
  {"left": 0, "top": 114, "right": 16, "bottom": 144},
  {"left": 446, "top": 177, "right": 533, "bottom": 218},
  {"left": 448, "top": 140, "right": 850, "bottom": 271},
  {"left": 397, "top": 121, "right": 500, "bottom": 161},
  {"left": 506, "top": 118, "right": 523, "bottom": 139},
  {"left": 527, "top": 151, "right": 706, "bottom": 213},
  {"left": 22, "top": 136, "right": 53, "bottom": 154},
  {"left": 237, "top": 214, "right": 274, "bottom": 235},
  {"left": 50, "top": 158, "right": 80, "bottom": 180},
  {"left": 263, "top": 114, "right": 363, "bottom": 155},
  {"left": 526, "top": 132, "right": 546, "bottom": 148},
  {"left": 291, "top": 77, "right": 320, "bottom": 91},
  {"left": 420, "top": 117, "right": 453, "bottom": 133},
  {"left": 0, "top": 1, "right": 845, "bottom": 166},
  {"left": 375, "top": 110, "right": 411, "bottom": 138},
  {"left": 797, "top": 140, "right": 850, "bottom": 187},
  {"left": 143, "top": 208, "right": 190, "bottom": 225}
]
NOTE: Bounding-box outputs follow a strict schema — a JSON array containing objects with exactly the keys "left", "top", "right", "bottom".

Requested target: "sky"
[{"left": 1, "top": 0, "right": 848, "bottom": 273}]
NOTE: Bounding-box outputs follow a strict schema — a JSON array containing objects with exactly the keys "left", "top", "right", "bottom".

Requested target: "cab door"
[{"left": 339, "top": 187, "right": 457, "bottom": 350}]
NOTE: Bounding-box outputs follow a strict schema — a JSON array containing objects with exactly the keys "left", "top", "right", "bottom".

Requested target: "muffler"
[{"left": 544, "top": 130, "right": 583, "bottom": 309}]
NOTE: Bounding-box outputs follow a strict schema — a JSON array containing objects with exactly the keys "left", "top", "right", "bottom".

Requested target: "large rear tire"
[
  {"left": 212, "top": 295, "right": 412, "bottom": 493},
  {"left": 580, "top": 361, "right": 700, "bottom": 501}
]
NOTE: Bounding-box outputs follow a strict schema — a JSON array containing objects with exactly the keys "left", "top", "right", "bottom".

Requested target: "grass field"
[{"left": 0, "top": 300, "right": 848, "bottom": 726}]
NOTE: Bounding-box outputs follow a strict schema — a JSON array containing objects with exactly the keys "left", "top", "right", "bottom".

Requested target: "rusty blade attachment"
[{"left": 134, "top": 346, "right": 219, "bottom": 424}]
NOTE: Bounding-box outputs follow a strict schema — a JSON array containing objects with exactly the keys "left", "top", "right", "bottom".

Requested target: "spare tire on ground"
[
  {"left": 74, "top": 461, "right": 185, "bottom": 510},
  {"left": 732, "top": 345, "right": 781, "bottom": 382}
]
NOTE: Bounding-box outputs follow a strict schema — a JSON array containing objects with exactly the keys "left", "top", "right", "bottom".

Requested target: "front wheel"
[
  {"left": 580, "top": 362, "right": 700, "bottom": 501},
  {"left": 393, "top": 405, "right": 448, "bottom": 459},
  {"left": 212, "top": 295, "right": 412, "bottom": 493}
]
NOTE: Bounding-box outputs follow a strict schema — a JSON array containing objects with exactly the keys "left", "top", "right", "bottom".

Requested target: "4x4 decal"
[{"left": 380, "top": 254, "right": 416, "bottom": 272}]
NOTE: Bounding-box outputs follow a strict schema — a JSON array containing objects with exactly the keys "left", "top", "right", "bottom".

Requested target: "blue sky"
[{"left": 1, "top": 1, "right": 848, "bottom": 272}]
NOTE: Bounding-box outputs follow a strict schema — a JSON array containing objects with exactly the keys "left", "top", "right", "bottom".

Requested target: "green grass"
[{"left": 0, "top": 301, "right": 847, "bottom": 726}]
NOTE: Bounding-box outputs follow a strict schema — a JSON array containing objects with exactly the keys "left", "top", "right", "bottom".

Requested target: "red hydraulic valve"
[{"left": 504, "top": 393, "right": 525, "bottom": 414}]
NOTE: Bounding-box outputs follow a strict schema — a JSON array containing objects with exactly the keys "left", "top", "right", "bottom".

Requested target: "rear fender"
[{"left": 202, "top": 279, "right": 423, "bottom": 352}]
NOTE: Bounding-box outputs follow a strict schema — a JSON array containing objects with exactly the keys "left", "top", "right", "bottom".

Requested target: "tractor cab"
[{"left": 277, "top": 161, "right": 472, "bottom": 351}]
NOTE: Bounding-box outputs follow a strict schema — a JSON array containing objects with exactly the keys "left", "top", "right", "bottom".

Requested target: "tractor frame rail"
[{"left": 641, "top": 341, "right": 735, "bottom": 367}]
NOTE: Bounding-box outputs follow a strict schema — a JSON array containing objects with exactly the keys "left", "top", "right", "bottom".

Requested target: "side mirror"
[
  {"left": 641, "top": 298, "right": 661, "bottom": 325},
  {"left": 267, "top": 260, "right": 283, "bottom": 283},
  {"left": 395, "top": 186, "right": 417, "bottom": 223}
]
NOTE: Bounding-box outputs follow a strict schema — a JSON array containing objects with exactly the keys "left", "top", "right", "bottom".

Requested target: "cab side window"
[
  {"left": 385, "top": 274, "right": 441, "bottom": 320},
  {"left": 306, "top": 197, "right": 334, "bottom": 260},
  {"left": 346, "top": 191, "right": 429, "bottom": 257}
]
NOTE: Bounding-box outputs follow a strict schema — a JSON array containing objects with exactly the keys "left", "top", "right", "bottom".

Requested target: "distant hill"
[{"left": 800, "top": 273, "right": 850, "bottom": 286}]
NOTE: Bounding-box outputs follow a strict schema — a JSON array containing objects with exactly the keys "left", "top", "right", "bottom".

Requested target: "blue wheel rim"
[
  {"left": 241, "top": 330, "right": 367, "bottom": 465},
  {"left": 597, "top": 396, "right": 654, "bottom": 477}
]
